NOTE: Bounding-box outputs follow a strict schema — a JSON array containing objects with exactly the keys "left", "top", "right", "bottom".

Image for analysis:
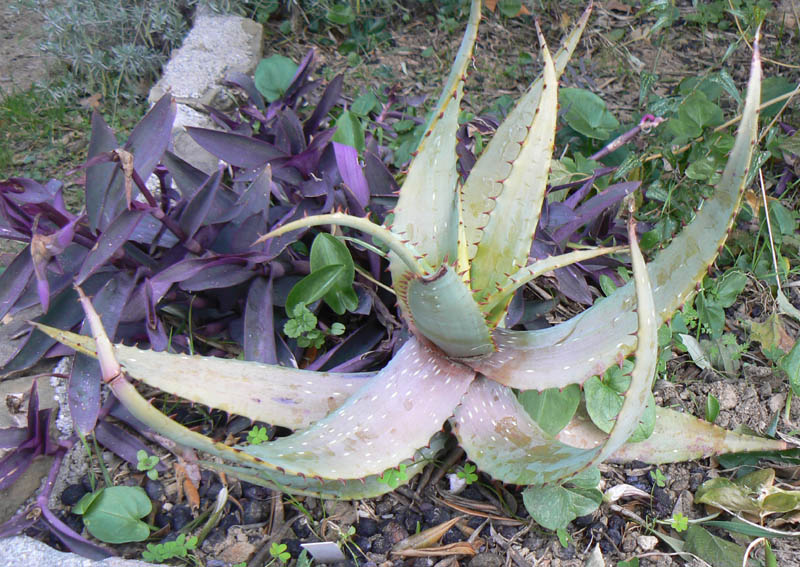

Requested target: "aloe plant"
[{"left": 36, "top": 2, "right": 786, "bottom": 501}]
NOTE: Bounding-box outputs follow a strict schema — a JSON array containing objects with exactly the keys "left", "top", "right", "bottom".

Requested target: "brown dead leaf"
[
  {"left": 484, "top": 0, "right": 530, "bottom": 16},
  {"left": 174, "top": 461, "right": 201, "bottom": 510},
  {"left": 392, "top": 540, "right": 483, "bottom": 557},
  {"left": 392, "top": 516, "right": 465, "bottom": 552},
  {"left": 750, "top": 313, "right": 796, "bottom": 355},
  {"left": 79, "top": 93, "right": 102, "bottom": 109},
  {"left": 113, "top": 149, "right": 135, "bottom": 208}
]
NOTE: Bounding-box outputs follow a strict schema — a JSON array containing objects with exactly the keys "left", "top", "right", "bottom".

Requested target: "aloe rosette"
[{"left": 37, "top": 1, "right": 786, "bottom": 499}]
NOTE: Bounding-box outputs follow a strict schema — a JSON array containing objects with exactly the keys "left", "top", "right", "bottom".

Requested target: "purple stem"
[{"left": 588, "top": 114, "right": 664, "bottom": 162}]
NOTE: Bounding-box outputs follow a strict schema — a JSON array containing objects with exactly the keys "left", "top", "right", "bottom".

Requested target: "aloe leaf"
[
  {"left": 557, "top": 406, "right": 788, "bottom": 463},
  {"left": 32, "top": 324, "right": 371, "bottom": 429},
  {"left": 241, "top": 336, "right": 474, "bottom": 478},
  {"left": 482, "top": 244, "right": 625, "bottom": 326},
  {"left": 453, "top": 218, "right": 657, "bottom": 484},
  {"left": 460, "top": 4, "right": 592, "bottom": 264},
  {"left": 452, "top": 377, "right": 601, "bottom": 485},
  {"left": 466, "top": 31, "right": 557, "bottom": 306},
  {"left": 203, "top": 434, "right": 447, "bottom": 500},
  {"left": 253, "top": 212, "right": 428, "bottom": 276},
  {"left": 401, "top": 264, "right": 494, "bottom": 358},
  {"left": 388, "top": 0, "right": 481, "bottom": 281},
  {"left": 462, "top": 39, "right": 762, "bottom": 390}
]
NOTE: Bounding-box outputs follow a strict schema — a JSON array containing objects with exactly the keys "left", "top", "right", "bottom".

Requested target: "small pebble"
[
  {"left": 380, "top": 520, "right": 408, "bottom": 545},
  {"left": 468, "top": 552, "right": 503, "bottom": 567},
  {"left": 144, "top": 479, "right": 165, "bottom": 501},
  {"left": 356, "top": 517, "right": 378, "bottom": 537},
  {"left": 241, "top": 498, "right": 269, "bottom": 524},
  {"left": 171, "top": 504, "right": 193, "bottom": 530},
  {"left": 60, "top": 483, "right": 88, "bottom": 507},
  {"left": 637, "top": 534, "right": 659, "bottom": 551}
]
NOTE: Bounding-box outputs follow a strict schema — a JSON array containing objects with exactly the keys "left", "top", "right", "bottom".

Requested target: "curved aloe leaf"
[
  {"left": 482, "top": 244, "right": 625, "bottom": 326},
  {"left": 465, "top": 28, "right": 557, "bottom": 307},
  {"left": 32, "top": 324, "right": 370, "bottom": 429},
  {"left": 401, "top": 264, "right": 494, "bottom": 358},
  {"left": 460, "top": 3, "right": 592, "bottom": 264},
  {"left": 557, "top": 406, "right": 788, "bottom": 463},
  {"left": 452, "top": 377, "right": 601, "bottom": 485},
  {"left": 464, "top": 39, "right": 762, "bottom": 389},
  {"left": 204, "top": 434, "right": 447, "bottom": 500},
  {"left": 253, "top": 212, "right": 428, "bottom": 275},
  {"left": 452, "top": 218, "right": 657, "bottom": 484},
  {"left": 388, "top": 0, "right": 481, "bottom": 281},
  {"left": 242, "top": 336, "right": 474, "bottom": 478}
]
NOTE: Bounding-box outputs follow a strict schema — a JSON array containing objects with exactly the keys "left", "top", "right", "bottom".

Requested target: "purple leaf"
[
  {"left": 283, "top": 49, "right": 316, "bottom": 104},
  {"left": 187, "top": 127, "right": 287, "bottom": 168},
  {"left": 364, "top": 150, "right": 399, "bottom": 197},
  {"left": 1, "top": 278, "right": 105, "bottom": 375},
  {"left": 276, "top": 109, "right": 306, "bottom": 154},
  {"left": 0, "top": 246, "right": 34, "bottom": 321},
  {"left": 143, "top": 279, "right": 168, "bottom": 351},
  {"left": 85, "top": 112, "right": 118, "bottom": 233},
  {"left": 333, "top": 142, "right": 369, "bottom": 209},
  {"left": 75, "top": 209, "right": 145, "bottom": 285},
  {"left": 179, "top": 261, "right": 254, "bottom": 292},
  {"left": 225, "top": 71, "right": 266, "bottom": 112},
  {"left": 95, "top": 420, "right": 166, "bottom": 472},
  {"left": 69, "top": 273, "right": 136, "bottom": 435},
  {"left": 304, "top": 74, "right": 343, "bottom": 137},
  {"left": 552, "top": 181, "right": 639, "bottom": 244},
  {"left": 178, "top": 167, "right": 223, "bottom": 240},
  {"left": 243, "top": 276, "right": 277, "bottom": 364},
  {"left": 126, "top": 94, "right": 177, "bottom": 187},
  {"left": 162, "top": 150, "right": 210, "bottom": 200}
]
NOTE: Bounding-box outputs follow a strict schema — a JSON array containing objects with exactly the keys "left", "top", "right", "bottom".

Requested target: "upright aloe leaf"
[
  {"left": 465, "top": 27, "right": 557, "bottom": 306},
  {"left": 459, "top": 3, "right": 592, "bottom": 263},
  {"left": 388, "top": 0, "right": 481, "bottom": 282},
  {"left": 463, "top": 38, "right": 763, "bottom": 389}
]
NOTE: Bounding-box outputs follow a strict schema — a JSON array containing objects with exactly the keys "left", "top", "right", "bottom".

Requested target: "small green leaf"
[
  {"left": 706, "top": 393, "right": 720, "bottom": 423},
  {"left": 523, "top": 483, "right": 602, "bottom": 531},
  {"left": 285, "top": 264, "right": 346, "bottom": 315},
  {"left": 584, "top": 375, "right": 623, "bottom": 434},
  {"left": 254, "top": 55, "right": 299, "bottom": 103},
  {"left": 497, "top": 0, "right": 522, "bottom": 18},
  {"left": 671, "top": 512, "right": 689, "bottom": 532},
  {"left": 76, "top": 486, "right": 152, "bottom": 544},
  {"left": 714, "top": 271, "right": 747, "bottom": 307},
  {"left": 560, "top": 88, "right": 620, "bottom": 139},
  {"left": 326, "top": 3, "right": 355, "bottom": 25},
  {"left": 332, "top": 110, "right": 365, "bottom": 152},
  {"left": 351, "top": 92, "right": 379, "bottom": 116},
  {"left": 310, "top": 233, "right": 357, "bottom": 315},
  {"left": 518, "top": 385, "right": 581, "bottom": 436},
  {"left": 780, "top": 339, "right": 800, "bottom": 396},
  {"left": 684, "top": 524, "right": 757, "bottom": 567}
]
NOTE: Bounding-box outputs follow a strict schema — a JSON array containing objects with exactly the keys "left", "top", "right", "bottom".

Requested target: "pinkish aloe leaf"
[
  {"left": 32, "top": 323, "right": 370, "bottom": 429},
  {"left": 205, "top": 433, "right": 447, "bottom": 500},
  {"left": 241, "top": 336, "right": 474, "bottom": 479}
]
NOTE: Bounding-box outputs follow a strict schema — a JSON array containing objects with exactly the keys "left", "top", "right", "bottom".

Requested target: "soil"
[
  {"left": 2, "top": 2, "right": 800, "bottom": 567},
  {"left": 0, "top": 3, "right": 54, "bottom": 94}
]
